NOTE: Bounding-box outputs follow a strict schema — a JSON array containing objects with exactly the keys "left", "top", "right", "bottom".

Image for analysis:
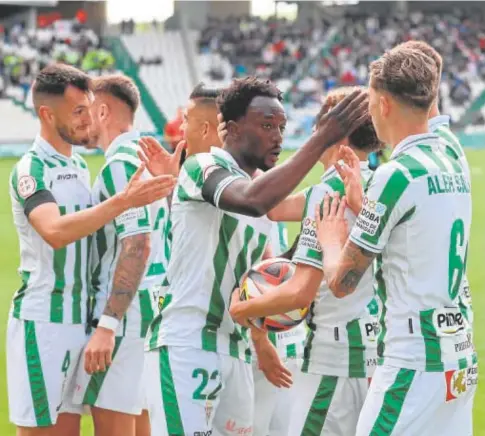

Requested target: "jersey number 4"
[{"left": 448, "top": 219, "right": 468, "bottom": 300}]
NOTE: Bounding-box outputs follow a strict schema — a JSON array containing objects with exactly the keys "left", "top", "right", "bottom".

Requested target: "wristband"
[{"left": 98, "top": 315, "right": 119, "bottom": 332}]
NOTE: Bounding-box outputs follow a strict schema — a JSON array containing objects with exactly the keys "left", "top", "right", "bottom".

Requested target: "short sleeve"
[
  {"left": 292, "top": 186, "right": 324, "bottom": 269},
  {"left": 176, "top": 153, "right": 243, "bottom": 207},
  {"left": 350, "top": 164, "right": 411, "bottom": 254},
  {"left": 11, "top": 154, "right": 48, "bottom": 206},
  {"left": 101, "top": 160, "right": 151, "bottom": 239}
]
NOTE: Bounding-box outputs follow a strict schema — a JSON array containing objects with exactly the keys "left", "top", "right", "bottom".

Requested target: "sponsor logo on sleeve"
[
  {"left": 299, "top": 217, "right": 321, "bottom": 252},
  {"left": 355, "top": 196, "right": 387, "bottom": 236},
  {"left": 115, "top": 207, "right": 147, "bottom": 228},
  {"left": 18, "top": 175, "right": 37, "bottom": 199}
]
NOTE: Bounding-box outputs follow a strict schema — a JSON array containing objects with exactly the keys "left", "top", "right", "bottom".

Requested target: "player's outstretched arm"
[
  {"left": 27, "top": 165, "right": 176, "bottom": 249},
  {"left": 216, "top": 90, "right": 369, "bottom": 217},
  {"left": 229, "top": 263, "right": 322, "bottom": 325},
  {"left": 84, "top": 233, "right": 150, "bottom": 374},
  {"left": 315, "top": 194, "right": 375, "bottom": 298},
  {"left": 267, "top": 192, "right": 306, "bottom": 222}
]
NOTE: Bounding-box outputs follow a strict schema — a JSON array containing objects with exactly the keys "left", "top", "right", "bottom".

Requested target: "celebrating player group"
[{"left": 7, "top": 39, "right": 476, "bottom": 436}]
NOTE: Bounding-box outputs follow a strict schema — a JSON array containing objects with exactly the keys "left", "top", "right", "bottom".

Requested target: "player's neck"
[
  {"left": 223, "top": 144, "right": 257, "bottom": 176},
  {"left": 387, "top": 121, "right": 429, "bottom": 150},
  {"left": 40, "top": 126, "right": 72, "bottom": 158},
  {"left": 100, "top": 123, "right": 133, "bottom": 153},
  {"left": 428, "top": 104, "right": 440, "bottom": 119}
]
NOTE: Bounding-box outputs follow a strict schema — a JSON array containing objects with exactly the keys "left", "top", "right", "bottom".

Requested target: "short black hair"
[
  {"left": 33, "top": 64, "right": 91, "bottom": 102},
  {"left": 216, "top": 77, "right": 282, "bottom": 122},
  {"left": 92, "top": 74, "right": 140, "bottom": 114},
  {"left": 316, "top": 86, "right": 381, "bottom": 153},
  {"left": 189, "top": 82, "right": 221, "bottom": 101}
]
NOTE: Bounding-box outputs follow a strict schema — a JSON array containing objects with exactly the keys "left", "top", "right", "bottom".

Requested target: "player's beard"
[{"left": 56, "top": 123, "right": 90, "bottom": 146}]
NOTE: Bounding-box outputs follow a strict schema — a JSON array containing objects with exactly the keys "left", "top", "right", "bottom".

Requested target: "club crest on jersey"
[{"left": 18, "top": 175, "right": 36, "bottom": 199}]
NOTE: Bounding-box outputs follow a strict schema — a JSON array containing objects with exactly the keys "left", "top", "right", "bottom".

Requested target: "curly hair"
[
  {"left": 216, "top": 77, "right": 282, "bottom": 122},
  {"left": 315, "top": 86, "right": 381, "bottom": 152}
]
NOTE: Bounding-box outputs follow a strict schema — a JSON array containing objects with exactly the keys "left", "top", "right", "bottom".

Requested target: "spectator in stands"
[
  {"left": 164, "top": 107, "right": 184, "bottom": 151},
  {"left": 0, "top": 17, "right": 115, "bottom": 103}
]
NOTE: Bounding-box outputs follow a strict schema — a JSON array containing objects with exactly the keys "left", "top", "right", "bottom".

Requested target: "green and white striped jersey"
[
  {"left": 146, "top": 147, "right": 272, "bottom": 361},
  {"left": 350, "top": 133, "right": 476, "bottom": 372},
  {"left": 293, "top": 163, "right": 378, "bottom": 378},
  {"left": 255, "top": 222, "right": 307, "bottom": 363},
  {"left": 9, "top": 135, "right": 91, "bottom": 324},
  {"left": 429, "top": 116, "right": 473, "bottom": 328},
  {"left": 90, "top": 131, "right": 170, "bottom": 338}
]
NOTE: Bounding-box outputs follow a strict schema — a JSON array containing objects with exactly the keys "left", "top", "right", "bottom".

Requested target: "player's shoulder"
[{"left": 12, "top": 150, "right": 47, "bottom": 180}]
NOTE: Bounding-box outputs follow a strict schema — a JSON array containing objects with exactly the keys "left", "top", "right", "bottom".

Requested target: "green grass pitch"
[{"left": 0, "top": 149, "right": 483, "bottom": 435}]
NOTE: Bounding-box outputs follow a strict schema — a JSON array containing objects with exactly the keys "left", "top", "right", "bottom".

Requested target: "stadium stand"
[
  {"left": 121, "top": 31, "right": 193, "bottom": 121},
  {"left": 0, "top": 18, "right": 155, "bottom": 142},
  {"left": 194, "top": 10, "right": 485, "bottom": 132}
]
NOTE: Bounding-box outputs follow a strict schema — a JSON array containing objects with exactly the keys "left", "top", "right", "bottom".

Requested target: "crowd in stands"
[
  {"left": 198, "top": 9, "right": 485, "bottom": 124},
  {"left": 0, "top": 18, "right": 115, "bottom": 102}
]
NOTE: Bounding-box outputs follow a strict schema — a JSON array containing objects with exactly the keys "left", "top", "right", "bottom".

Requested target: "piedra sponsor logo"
[{"left": 433, "top": 308, "right": 465, "bottom": 336}]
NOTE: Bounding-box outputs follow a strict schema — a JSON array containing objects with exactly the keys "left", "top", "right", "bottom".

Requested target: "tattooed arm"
[
  {"left": 322, "top": 239, "right": 375, "bottom": 298},
  {"left": 103, "top": 234, "right": 151, "bottom": 319},
  {"left": 315, "top": 193, "right": 376, "bottom": 298},
  {"left": 84, "top": 234, "right": 150, "bottom": 374}
]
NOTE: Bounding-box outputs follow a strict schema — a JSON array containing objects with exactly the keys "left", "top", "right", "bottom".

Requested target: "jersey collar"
[
  {"left": 390, "top": 133, "right": 441, "bottom": 160},
  {"left": 321, "top": 160, "right": 370, "bottom": 183},
  {"left": 211, "top": 146, "right": 240, "bottom": 168},
  {"left": 33, "top": 134, "right": 70, "bottom": 160},
  {"left": 105, "top": 130, "right": 140, "bottom": 160},
  {"left": 428, "top": 115, "right": 451, "bottom": 132}
]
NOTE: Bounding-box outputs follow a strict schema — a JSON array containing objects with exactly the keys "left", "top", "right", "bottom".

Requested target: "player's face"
[
  {"left": 52, "top": 86, "right": 94, "bottom": 146},
  {"left": 86, "top": 97, "right": 101, "bottom": 149},
  {"left": 237, "top": 96, "right": 286, "bottom": 171},
  {"left": 182, "top": 100, "right": 219, "bottom": 155}
]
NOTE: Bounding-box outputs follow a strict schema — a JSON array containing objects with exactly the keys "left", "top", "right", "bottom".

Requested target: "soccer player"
[
  {"left": 7, "top": 65, "right": 175, "bottom": 436},
  {"left": 397, "top": 40, "right": 473, "bottom": 330},
  {"left": 70, "top": 75, "right": 178, "bottom": 436},
  {"left": 142, "top": 77, "right": 369, "bottom": 436},
  {"left": 316, "top": 47, "right": 476, "bottom": 435},
  {"left": 139, "top": 82, "right": 222, "bottom": 174},
  {"left": 230, "top": 86, "right": 381, "bottom": 436}
]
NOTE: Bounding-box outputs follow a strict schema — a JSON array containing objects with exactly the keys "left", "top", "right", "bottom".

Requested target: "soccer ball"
[{"left": 239, "top": 258, "right": 309, "bottom": 332}]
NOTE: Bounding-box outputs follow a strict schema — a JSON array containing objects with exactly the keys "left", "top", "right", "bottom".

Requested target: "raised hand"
[
  {"left": 335, "top": 144, "right": 364, "bottom": 215},
  {"left": 121, "top": 163, "right": 177, "bottom": 208},
  {"left": 315, "top": 192, "right": 349, "bottom": 251},
  {"left": 137, "top": 136, "right": 185, "bottom": 177},
  {"left": 314, "top": 89, "right": 369, "bottom": 150}
]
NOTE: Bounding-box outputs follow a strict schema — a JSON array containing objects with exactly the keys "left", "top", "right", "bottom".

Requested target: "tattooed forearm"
[
  {"left": 323, "top": 240, "right": 375, "bottom": 298},
  {"left": 103, "top": 233, "right": 150, "bottom": 320}
]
